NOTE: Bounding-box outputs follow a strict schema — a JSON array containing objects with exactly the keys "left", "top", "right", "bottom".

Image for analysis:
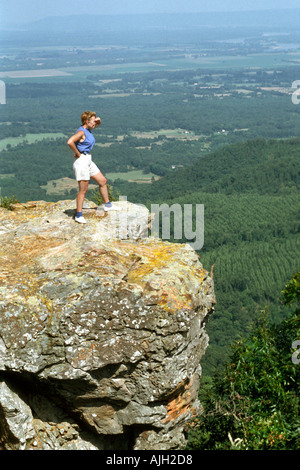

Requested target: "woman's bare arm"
[{"left": 67, "top": 130, "right": 85, "bottom": 158}]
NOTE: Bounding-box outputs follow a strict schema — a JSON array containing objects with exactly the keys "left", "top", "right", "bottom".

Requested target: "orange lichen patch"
[
  {"left": 1, "top": 201, "right": 59, "bottom": 223},
  {"left": 0, "top": 234, "right": 63, "bottom": 285},
  {"left": 156, "top": 290, "right": 193, "bottom": 312},
  {"left": 82, "top": 248, "right": 135, "bottom": 278},
  {"left": 163, "top": 377, "right": 197, "bottom": 424},
  {"left": 113, "top": 239, "right": 208, "bottom": 312},
  {"left": 164, "top": 396, "right": 191, "bottom": 423},
  {"left": 1, "top": 200, "right": 86, "bottom": 224},
  {"left": 125, "top": 241, "right": 180, "bottom": 283},
  {"left": 10, "top": 201, "right": 55, "bottom": 211}
]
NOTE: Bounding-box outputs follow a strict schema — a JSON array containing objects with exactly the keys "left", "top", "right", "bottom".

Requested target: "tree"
[{"left": 186, "top": 272, "right": 300, "bottom": 450}]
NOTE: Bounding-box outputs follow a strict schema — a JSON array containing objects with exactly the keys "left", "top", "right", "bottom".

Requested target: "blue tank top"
[{"left": 75, "top": 126, "right": 96, "bottom": 154}]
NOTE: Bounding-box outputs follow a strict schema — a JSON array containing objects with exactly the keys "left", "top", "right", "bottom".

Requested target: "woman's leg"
[
  {"left": 91, "top": 171, "right": 109, "bottom": 204},
  {"left": 76, "top": 180, "right": 89, "bottom": 213}
]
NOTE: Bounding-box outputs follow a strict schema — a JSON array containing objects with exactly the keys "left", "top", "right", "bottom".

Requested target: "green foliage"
[
  {"left": 89, "top": 183, "right": 118, "bottom": 205},
  {"left": 282, "top": 271, "right": 300, "bottom": 307},
  {"left": 0, "top": 195, "right": 19, "bottom": 210},
  {"left": 186, "top": 274, "right": 300, "bottom": 450},
  {"left": 127, "top": 137, "right": 300, "bottom": 200}
]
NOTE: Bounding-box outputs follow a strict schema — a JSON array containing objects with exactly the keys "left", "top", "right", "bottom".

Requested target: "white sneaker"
[
  {"left": 104, "top": 204, "right": 121, "bottom": 212},
  {"left": 75, "top": 215, "right": 87, "bottom": 224}
]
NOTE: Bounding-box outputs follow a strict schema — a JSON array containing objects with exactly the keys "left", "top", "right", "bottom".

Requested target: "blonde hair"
[{"left": 81, "top": 111, "right": 96, "bottom": 125}]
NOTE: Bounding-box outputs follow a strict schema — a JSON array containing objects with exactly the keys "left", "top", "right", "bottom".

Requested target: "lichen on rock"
[{"left": 0, "top": 198, "right": 215, "bottom": 450}]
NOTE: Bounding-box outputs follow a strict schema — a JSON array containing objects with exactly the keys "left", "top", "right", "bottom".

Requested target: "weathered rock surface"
[{"left": 0, "top": 199, "right": 215, "bottom": 450}]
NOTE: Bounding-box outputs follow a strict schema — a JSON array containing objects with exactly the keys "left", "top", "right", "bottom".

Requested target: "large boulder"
[{"left": 0, "top": 199, "right": 215, "bottom": 450}]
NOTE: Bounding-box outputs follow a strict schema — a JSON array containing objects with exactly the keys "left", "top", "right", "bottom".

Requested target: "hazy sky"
[{"left": 2, "top": 0, "right": 300, "bottom": 26}]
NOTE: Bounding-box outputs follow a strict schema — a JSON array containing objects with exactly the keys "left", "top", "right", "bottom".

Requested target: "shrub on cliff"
[
  {"left": 186, "top": 272, "right": 300, "bottom": 450},
  {"left": 0, "top": 195, "right": 19, "bottom": 210},
  {"left": 89, "top": 183, "right": 117, "bottom": 205}
]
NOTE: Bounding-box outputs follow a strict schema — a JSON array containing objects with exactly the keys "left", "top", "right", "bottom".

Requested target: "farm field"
[
  {"left": 2, "top": 50, "right": 300, "bottom": 83},
  {"left": 0, "top": 133, "right": 66, "bottom": 150},
  {"left": 41, "top": 177, "right": 78, "bottom": 195},
  {"left": 130, "top": 128, "right": 199, "bottom": 140},
  {"left": 105, "top": 169, "right": 160, "bottom": 183},
  {"left": 41, "top": 171, "right": 161, "bottom": 196}
]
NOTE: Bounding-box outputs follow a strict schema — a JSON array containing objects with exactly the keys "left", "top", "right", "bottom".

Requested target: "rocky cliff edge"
[{"left": 0, "top": 199, "right": 215, "bottom": 450}]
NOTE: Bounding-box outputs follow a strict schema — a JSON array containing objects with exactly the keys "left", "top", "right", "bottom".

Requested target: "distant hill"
[
  {"left": 3, "top": 9, "right": 299, "bottom": 47},
  {"left": 120, "top": 138, "right": 300, "bottom": 203},
  {"left": 23, "top": 10, "right": 300, "bottom": 32}
]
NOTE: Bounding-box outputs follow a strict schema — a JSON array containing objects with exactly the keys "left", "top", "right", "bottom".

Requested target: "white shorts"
[{"left": 73, "top": 153, "right": 100, "bottom": 181}]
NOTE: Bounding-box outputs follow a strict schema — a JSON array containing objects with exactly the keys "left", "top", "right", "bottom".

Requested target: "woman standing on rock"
[{"left": 67, "top": 110, "right": 119, "bottom": 224}]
